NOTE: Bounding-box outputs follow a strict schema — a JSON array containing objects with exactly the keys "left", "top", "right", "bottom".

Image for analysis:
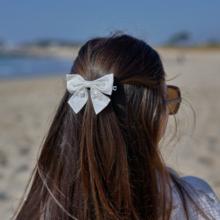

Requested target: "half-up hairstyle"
[{"left": 14, "top": 33, "right": 206, "bottom": 220}]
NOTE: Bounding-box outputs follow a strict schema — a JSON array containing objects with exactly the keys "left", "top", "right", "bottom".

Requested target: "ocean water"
[{"left": 0, "top": 56, "right": 73, "bottom": 79}]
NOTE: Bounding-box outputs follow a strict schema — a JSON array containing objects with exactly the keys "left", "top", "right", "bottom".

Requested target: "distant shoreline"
[
  {"left": 1, "top": 46, "right": 220, "bottom": 80},
  {"left": 0, "top": 45, "right": 80, "bottom": 60},
  {"left": 1, "top": 45, "right": 220, "bottom": 61}
]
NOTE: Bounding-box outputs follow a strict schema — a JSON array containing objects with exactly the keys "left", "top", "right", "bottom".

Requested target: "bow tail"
[
  {"left": 68, "top": 88, "right": 88, "bottom": 113},
  {"left": 90, "top": 88, "right": 111, "bottom": 114}
]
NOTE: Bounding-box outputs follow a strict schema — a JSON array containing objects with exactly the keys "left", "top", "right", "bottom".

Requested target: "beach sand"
[{"left": 0, "top": 49, "right": 220, "bottom": 219}]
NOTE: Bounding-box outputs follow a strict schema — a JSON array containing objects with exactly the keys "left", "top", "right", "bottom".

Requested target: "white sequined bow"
[{"left": 66, "top": 73, "right": 117, "bottom": 114}]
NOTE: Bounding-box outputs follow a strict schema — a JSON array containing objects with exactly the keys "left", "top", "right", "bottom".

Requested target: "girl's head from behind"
[
  {"left": 70, "top": 33, "right": 168, "bottom": 140},
  {"left": 15, "top": 33, "right": 180, "bottom": 220}
]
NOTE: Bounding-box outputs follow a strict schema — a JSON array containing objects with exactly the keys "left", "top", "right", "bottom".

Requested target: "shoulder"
[
  {"left": 180, "top": 175, "right": 217, "bottom": 195},
  {"left": 172, "top": 175, "right": 220, "bottom": 219}
]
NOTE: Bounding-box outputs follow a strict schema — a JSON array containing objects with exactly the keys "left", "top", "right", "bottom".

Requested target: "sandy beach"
[{"left": 0, "top": 48, "right": 220, "bottom": 219}]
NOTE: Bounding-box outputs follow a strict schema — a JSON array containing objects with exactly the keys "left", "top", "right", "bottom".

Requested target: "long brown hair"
[{"left": 14, "top": 33, "right": 208, "bottom": 220}]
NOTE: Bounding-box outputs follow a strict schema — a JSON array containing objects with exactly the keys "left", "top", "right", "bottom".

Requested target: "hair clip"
[{"left": 66, "top": 73, "right": 116, "bottom": 114}]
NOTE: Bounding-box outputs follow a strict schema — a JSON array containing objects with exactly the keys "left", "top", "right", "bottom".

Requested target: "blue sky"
[{"left": 0, "top": 0, "right": 220, "bottom": 45}]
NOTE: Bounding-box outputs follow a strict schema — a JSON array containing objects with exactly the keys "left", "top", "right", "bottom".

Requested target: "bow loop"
[{"left": 66, "top": 73, "right": 116, "bottom": 114}]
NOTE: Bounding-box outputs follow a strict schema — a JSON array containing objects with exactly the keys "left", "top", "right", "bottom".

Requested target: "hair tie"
[{"left": 66, "top": 73, "right": 117, "bottom": 114}]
